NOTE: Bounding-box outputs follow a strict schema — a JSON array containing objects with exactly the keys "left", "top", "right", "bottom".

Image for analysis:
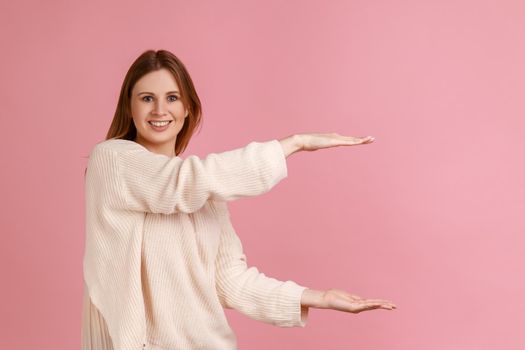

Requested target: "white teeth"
[{"left": 150, "top": 121, "right": 170, "bottom": 127}]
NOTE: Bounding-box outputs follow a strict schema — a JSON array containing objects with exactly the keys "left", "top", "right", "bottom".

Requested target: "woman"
[{"left": 81, "top": 49, "right": 396, "bottom": 350}]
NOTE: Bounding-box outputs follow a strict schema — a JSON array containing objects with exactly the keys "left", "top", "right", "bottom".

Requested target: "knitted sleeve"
[
  {"left": 212, "top": 200, "right": 310, "bottom": 327},
  {"left": 87, "top": 139, "right": 288, "bottom": 214}
]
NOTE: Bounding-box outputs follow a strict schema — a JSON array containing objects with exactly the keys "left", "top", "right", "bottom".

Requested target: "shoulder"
[
  {"left": 94, "top": 138, "right": 146, "bottom": 152},
  {"left": 88, "top": 138, "right": 148, "bottom": 159}
]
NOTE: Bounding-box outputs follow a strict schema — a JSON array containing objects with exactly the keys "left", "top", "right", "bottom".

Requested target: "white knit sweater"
[{"left": 81, "top": 138, "right": 309, "bottom": 350}]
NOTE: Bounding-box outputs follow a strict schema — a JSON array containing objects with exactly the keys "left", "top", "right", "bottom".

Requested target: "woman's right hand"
[
  {"left": 279, "top": 133, "right": 375, "bottom": 157},
  {"left": 299, "top": 132, "right": 375, "bottom": 151}
]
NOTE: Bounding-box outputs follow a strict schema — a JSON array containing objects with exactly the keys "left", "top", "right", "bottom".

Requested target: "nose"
[{"left": 152, "top": 100, "right": 168, "bottom": 116}]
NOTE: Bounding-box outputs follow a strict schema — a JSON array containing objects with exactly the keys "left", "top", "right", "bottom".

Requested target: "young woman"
[{"left": 81, "top": 49, "right": 396, "bottom": 350}]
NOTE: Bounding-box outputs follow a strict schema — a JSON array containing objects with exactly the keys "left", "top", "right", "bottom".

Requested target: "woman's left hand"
[{"left": 302, "top": 288, "right": 397, "bottom": 313}]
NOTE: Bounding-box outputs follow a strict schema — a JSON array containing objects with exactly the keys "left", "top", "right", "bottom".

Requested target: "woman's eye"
[{"left": 142, "top": 95, "right": 178, "bottom": 102}]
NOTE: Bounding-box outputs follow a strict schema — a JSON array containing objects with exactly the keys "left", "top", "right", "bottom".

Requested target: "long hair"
[{"left": 105, "top": 49, "right": 203, "bottom": 156}]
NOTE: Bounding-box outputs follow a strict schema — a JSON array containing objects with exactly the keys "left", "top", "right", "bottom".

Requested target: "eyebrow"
[{"left": 137, "top": 91, "right": 180, "bottom": 96}]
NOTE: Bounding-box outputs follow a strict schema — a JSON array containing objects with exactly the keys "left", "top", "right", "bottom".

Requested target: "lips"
[
  {"left": 148, "top": 120, "right": 172, "bottom": 132},
  {"left": 148, "top": 120, "right": 173, "bottom": 128}
]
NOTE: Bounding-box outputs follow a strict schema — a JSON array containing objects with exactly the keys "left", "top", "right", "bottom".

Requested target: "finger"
[
  {"left": 346, "top": 294, "right": 393, "bottom": 306},
  {"left": 365, "top": 298, "right": 396, "bottom": 305},
  {"left": 360, "top": 301, "right": 395, "bottom": 310},
  {"left": 382, "top": 304, "right": 396, "bottom": 310},
  {"left": 335, "top": 136, "right": 371, "bottom": 146},
  {"left": 349, "top": 136, "right": 375, "bottom": 144},
  {"left": 349, "top": 135, "right": 374, "bottom": 141},
  {"left": 359, "top": 304, "right": 383, "bottom": 312}
]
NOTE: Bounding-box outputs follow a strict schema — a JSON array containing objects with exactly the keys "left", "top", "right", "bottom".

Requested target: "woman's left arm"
[
  {"left": 212, "top": 200, "right": 309, "bottom": 327},
  {"left": 211, "top": 200, "right": 397, "bottom": 328}
]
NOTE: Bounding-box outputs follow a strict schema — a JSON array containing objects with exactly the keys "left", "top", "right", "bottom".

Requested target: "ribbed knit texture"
[{"left": 81, "top": 139, "right": 309, "bottom": 350}]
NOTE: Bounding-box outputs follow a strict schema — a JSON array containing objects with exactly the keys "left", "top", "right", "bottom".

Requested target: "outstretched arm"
[
  {"left": 86, "top": 138, "right": 288, "bottom": 214},
  {"left": 87, "top": 132, "right": 374, "bottom": 215}
]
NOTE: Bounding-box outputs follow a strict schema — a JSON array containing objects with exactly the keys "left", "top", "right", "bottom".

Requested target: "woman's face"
[{"left": 130, "top": 68, "right": 188, "bottom": 156}]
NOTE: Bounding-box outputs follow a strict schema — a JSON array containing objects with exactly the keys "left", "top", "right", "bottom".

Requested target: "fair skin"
[
  {"left": 131, "top": 68, "right": 397, "bottom": 319},
  {"left": 131, "top": 68, "right": 189, "bottom": 156}
]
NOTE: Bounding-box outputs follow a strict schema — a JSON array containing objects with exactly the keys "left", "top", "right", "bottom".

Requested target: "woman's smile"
[{"left": 148, "top": 120, "right": 172, "bottom": 131}]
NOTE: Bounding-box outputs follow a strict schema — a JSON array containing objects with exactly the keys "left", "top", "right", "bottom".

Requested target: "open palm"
[
  {"left": 320, "top": 288, "right": 396, "bottom": 313},
  {"left": 299, "top": 132, "right": 375, "bottom": 152}
]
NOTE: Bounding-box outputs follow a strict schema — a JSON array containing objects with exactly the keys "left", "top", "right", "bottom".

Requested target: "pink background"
[{"left": 1, "top": 0, "right": 524, "bottom": 349}]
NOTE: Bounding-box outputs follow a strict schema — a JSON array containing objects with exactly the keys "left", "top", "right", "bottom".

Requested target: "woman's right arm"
[
  {"left": 86, "top": 133, "right": 374, "bottom": 215},
  {"left": 278, "top": 134, "right": 303, "bottom": 157},
  {"left": 86, "top": 138, "right": 289, "bottom": 215}
]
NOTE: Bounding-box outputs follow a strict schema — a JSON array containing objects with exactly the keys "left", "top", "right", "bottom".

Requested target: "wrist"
[
  {"left": 279, "top": 134, "right": 302, "bottom": 158},
  {"left": 291, "top": 134, "right": 303, "bottom": 152},
  {"left": 300, "top": 288, "right": 325, "bottom": 308}
]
